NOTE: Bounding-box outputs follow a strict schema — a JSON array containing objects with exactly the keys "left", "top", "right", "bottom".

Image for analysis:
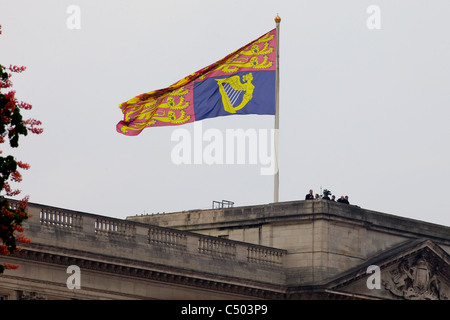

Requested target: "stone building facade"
[{"left": 0, "top": 199, "right": 449, "bottom": 300}]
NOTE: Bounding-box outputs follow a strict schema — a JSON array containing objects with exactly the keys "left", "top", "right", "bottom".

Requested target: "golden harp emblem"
[{"left": 216, "top": 73, "right": 255, "bottom": 113}]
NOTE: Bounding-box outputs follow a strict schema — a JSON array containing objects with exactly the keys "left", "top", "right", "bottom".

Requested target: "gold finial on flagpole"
[{"left": 275, "top": 14, "right": 281, "bottom": 23}]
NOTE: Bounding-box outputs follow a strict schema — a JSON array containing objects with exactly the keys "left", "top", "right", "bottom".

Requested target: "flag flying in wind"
[{"left": 116, "top": 29, "right": 276, "bottom": 136}]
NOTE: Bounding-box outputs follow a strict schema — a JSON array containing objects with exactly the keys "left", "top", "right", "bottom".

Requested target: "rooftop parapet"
[{"left": 13, "top": 200, "right": 287, "bottom": 288}]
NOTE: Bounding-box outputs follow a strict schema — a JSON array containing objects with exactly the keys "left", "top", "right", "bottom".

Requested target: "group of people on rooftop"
[{"left": 305, "top": 189, "right": 350, "bottom": 204}]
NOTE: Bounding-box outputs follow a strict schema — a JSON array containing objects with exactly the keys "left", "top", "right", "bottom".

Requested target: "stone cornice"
[{"left": 14, "top": 200, "right": 287, "bottom": 289}]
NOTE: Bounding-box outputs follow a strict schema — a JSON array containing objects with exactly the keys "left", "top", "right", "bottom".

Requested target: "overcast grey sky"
[{"left": 1, "top": 1, "right": 450, "bottom": 227}]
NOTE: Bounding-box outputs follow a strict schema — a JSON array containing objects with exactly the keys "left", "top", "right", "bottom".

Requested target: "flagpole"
[{"left": 274, "top": 14, "right": 281, "bottom": 203}]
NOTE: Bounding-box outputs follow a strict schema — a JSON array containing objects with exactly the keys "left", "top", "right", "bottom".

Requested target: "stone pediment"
[{"left": 325, "top": 239, "right": 450, "bottom": 300}]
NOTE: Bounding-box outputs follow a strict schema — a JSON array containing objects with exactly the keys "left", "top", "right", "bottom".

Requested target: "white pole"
[{"left": 274, "top": 14, "right": 281, "bottom": 203}]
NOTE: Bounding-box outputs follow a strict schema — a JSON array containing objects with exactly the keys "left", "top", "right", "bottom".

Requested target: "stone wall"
[
  {"left": 0, "top": 200, "right": 288, "bottom": 299},
  {"left": 128, "top": 200, "right": 450, "bottom": 285},
  {"left": 1, "top": 199, "right": 449, "bottom": 299}
]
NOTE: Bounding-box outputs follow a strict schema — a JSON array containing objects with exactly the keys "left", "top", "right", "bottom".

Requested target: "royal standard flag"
[{"left": 116, "top": 29, "right": 276, "bottom": 136}]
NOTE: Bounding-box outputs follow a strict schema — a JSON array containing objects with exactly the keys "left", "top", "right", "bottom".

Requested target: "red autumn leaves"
[{"left": 0, "top": 24, "right": 43, "bottom": 273}]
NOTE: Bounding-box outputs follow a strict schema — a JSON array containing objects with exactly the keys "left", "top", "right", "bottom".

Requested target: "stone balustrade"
[
  {"left": 247, "top": 245, "right": 284, "bottom": 267},
  {"left": 39, "top": 207, "right": 83, "bottom": 230},
  {"left": 94, "top": 218, "right": 136, "bottom": 238},
  {"left": 148, "top": 226, "right": 187, "bottom": 249},
  {"left": 198, "top": 237, "right": 236, "bottom": 259},
  {"left": 14, "top": 200, "right": 287, "bottom": 286}
]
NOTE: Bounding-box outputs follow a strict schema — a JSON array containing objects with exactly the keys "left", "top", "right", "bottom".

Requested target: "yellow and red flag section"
[{"left": 116, "top": 29, "right": 276, "bottom": 136}]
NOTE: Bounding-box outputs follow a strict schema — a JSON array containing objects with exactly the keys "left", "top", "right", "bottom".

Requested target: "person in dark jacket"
[{"left": 337, "top": 195, "right": 350, "bottom": 204}]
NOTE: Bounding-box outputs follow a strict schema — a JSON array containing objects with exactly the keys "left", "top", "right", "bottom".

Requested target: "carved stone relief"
[
  {"left": 17, "top": 290, "right": 47, "bottom": 300},
  {"left": 383, "top": 254, "right": 449, "bottom": 300}
]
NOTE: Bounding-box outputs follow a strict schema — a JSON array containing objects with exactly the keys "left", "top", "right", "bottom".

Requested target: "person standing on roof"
[{"left": 305, "top": 189, "right": 314, "bottom": 200}]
